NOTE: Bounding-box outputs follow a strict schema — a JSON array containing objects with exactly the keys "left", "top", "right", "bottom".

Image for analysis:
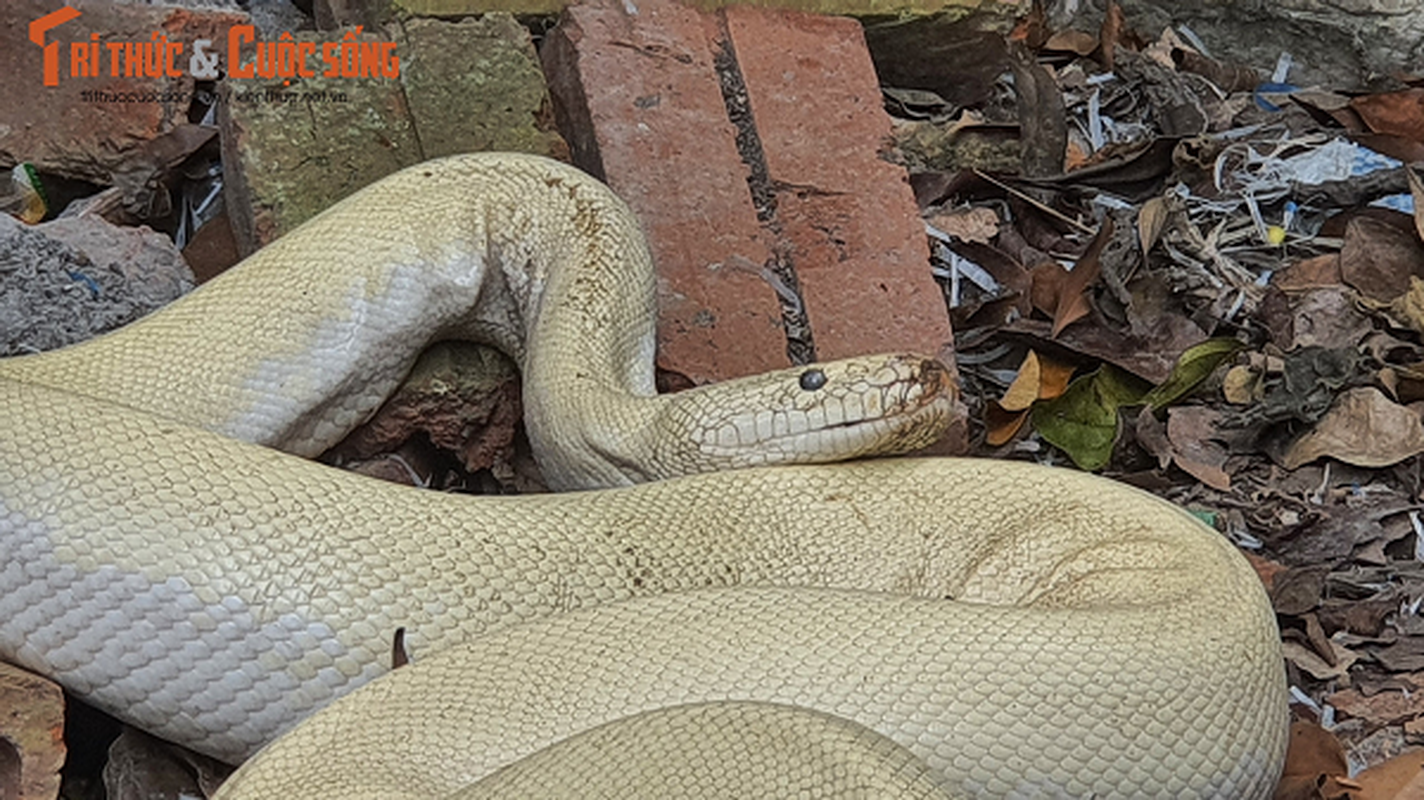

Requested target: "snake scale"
[{"left": 0, "top": 153, "right": 1287, "bottom": 798}]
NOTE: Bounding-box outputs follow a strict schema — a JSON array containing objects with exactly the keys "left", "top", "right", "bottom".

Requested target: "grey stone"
[
  {"left": 0, "top": 214, "right": 194, "bottom": 356},
  {"left": 1109, "top": 0, "right": 1423, "bottom": 91},
  {"left": 103, "top": 726, "right": 231, "bottom": 800}
]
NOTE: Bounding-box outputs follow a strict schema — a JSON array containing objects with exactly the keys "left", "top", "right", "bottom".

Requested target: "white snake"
[{"left": 0, "top": 153, "right": 1287, "bottom": 797}]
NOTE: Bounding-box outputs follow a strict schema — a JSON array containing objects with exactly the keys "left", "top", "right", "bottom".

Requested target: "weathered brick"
[
  {"left": 725, "top": 6, "right": 954, "bottom": 363},
  {"left": 541, "top": 0, "right": 791, "bottom": 384},
  {"left": 326, "top": 342, "right": 523, "bottom": 478},
  {"left": 543, "top": 0, "right": 955, "bottom": 372},
  {"left": 218, "top": 27, "right": 417, "bottom": 255},
  {"left": 398, "top": 0, "right": 986, "bottom": 18},
  {"left": 396, "top": 16, "right": 567, "bottom": 162},
  {"left": 221, "top": 16, "right": 564, "bottom": 254},
  {"left": 543, "top": 0, "right": 964, "bottom": 449},
  {"left": 0, "top": 662, "right": 64, "bottom": 800}
]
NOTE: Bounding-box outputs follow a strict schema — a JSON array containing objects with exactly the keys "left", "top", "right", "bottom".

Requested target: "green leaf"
[
  {"left": 1031, "top": 365, "right": 1151, "bottom": 470},
  {"left": 1031, "top": 368, "right": 1116, "bottom": 470},
  {"left": 1141, "top": 338, "right": 1245, "bottom": 410},
  {"left": 1095, "top": 362, "right": 1151, "bottom": 408}
]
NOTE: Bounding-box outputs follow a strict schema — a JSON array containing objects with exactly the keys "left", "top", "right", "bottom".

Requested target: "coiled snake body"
[{"left": 0, "top": 153, "right": 1287, "bottom": 797}]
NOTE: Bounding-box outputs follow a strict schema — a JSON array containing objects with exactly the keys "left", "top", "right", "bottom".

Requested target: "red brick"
[
  {"left": 0, "top": 662, "right": 64, "bottom": 800},
  {"left": 543, "top": 0, "right": 957, "bottom": 393},
  {"left": 724, "top": 7, "right": 954, "bottom": 363},
  {"left": 541, "top": 0, "right": 790, "bottom": 385}
]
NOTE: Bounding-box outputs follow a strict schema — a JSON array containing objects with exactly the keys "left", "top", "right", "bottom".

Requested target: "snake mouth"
[
  {"left": 697, "top": 357, "right": 957, "bottom": 465},
  {"left": 811, "top": 388, "right": 955, "bottom": 456}
]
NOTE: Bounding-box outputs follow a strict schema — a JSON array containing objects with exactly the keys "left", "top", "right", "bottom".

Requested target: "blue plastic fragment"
[
  {"left": 1252, "top": 82, "right": 1299, "bottom": 112},
  {"left": 67, "top": 270, "right": 101, "bottom": 298}
]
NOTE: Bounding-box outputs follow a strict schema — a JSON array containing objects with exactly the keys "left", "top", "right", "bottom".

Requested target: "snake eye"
[{"left": 798, "top": 369, "right": 827, "bottom": 391}]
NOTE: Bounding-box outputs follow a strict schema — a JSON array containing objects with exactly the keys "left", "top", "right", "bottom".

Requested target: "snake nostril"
[
  {"left": 799, "top": 369, "right": 827, "bottom": 391},
  {"left": 920, "top": 359, "right": 945, "bottom": 386}
]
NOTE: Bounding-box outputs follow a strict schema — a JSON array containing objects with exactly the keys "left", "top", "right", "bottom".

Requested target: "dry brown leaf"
[
  {"left": 1165, "top": 406, "right": 1230, "bottom": 490},
  {"left": 1393, "top": 363, "right": 1424, "bottom": 404},
  {"left": 1003, "top": 314, "right": 1205, "bottom": 385},
  {"left": 1390, "top": 276, "right": 1424, "bottom": 335},
  {"left": 1138, "top": 196, "right": 1169, "bottom": 255},
  {"left": 1405, "top": 717, "right": 1424, "bottom": 742},
  {"left": 1170, "top": 48, "right": 1262, "bottom": 94},
  {"left": 1375, "top": 640, "right": 1424, "bottom": 673},
  {"left": 1173, "top": 456, "right": 1230, "bottom": 490},
  {"left": 1244, "top": 552, "right": 1288, "bottom": 592},
  {"left": 1352, "top": 748, "right": 1424, "bottom": 800},
  {"left": 1388, "top": 769, "right": 1424, "bottom": 800},
  {"left": 1046, "top": 217, "right": 1113, "bottom": 338},
  {"left": 1038, "top": 356, "right": 1075, "bottom": 400},
  {"left": 1064, "top": 139, "right": 1093, "bottom": 172},
  {"left": 1281, "top": 721, "right": 1348, "bottom": 777},
  {"left": 987, "top": 350, "right": 1076, "bottom": 446},
  {"left": 928, "top": 207, "right": 1000, "bottom": 245},
  {"left": 1098, "top": 0, "right": 1127, "bottom": 71},
  {"left": 1142, "top": 26, "right": 1190, "bottom": 69},
  {"left": 1275, "top": 254, "right": 1345, "bottom": 292},
  {"left": 1007, "top": 40, "right": 1069, "bottom": 178},
  {"left": 1135, "top": 406, "right": 1172, "bottom": 468},
  {"left": 1000, "top": 351, "right": 1043, "bottom": 412},
  {"left": 1360, "top": 672, "right": 1424, "bottom": 697},
  {"left": 1223, "top": 364, "right": 1261, "bottom": 404},
  {"left": 1283, "top": 387, "right": 1424, "bottom": 470},
  {"left": 1275, "top": 721, "right": 1352, "bottom": 800},
  {"left": 1008, "top": 0, "right": 1050, "bottom": 48},
  {"left": 1321, "top": 594, "right": 1402, "bottom": 639},
  {"left": 1408, "top": 166, "right": 1424, "bottom": 244},
  {"left": 1304, "top": 614, "right": 1336, "bottom": 667},
  {"left": 1340, "top": 216, "right": 1424, "bottom": 304},
  {"left": 1272, "top": 773, "right": 1342, "bottom": 800},
  {"left": 1292, "top": 88, "right": 1355, "bottom": 113},
  {"left": 1382, "top": 367, "right": 1402, "bottom": 400},
  {"left": 1354, "top": 134, "right": 1424, "bottom": 165},
  {"left": 1044, "top": 29, "right": 1098, "bottom": 55},
  {"left": 1330, "top": 686, "right": 1424, "bottom": 728},
  {"left": 1273, "top": 566, "right": 1328, "bottom": 616},
  {"left": 1287, "top": 286, "right": 1375, "bottom": 351},
  {"left": 1282, "top": 639, "right": 1355, "bottom": 681},
  {"left": 985, "top": 402, "right": 1030, "bottom": 446},
  {"left": 1351, "top": 89, "right": 1424, "bottom": 142},
  {"left": 1028, "top": 262, "right": 1064, "bottom": 318},
  {"left": 987, "top": 348, "right": 1086, "bottom": 447}
]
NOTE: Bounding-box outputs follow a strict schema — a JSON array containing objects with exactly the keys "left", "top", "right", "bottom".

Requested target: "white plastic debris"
[
  {"left": 927, "top": 224, "right": 1001, "bottom": 309},
  {"left": 1412, "top": 510, "right": 1424, "bottom": 562},
  {"left": 1271, "top": 52, "right": 1293, "bottom": 84},
  {"left": 1087, "top": 88, "right": 1104, "bottom": 152},
  {"left": 1175, "top": 24, "right": 1212, "bottom": 57}
]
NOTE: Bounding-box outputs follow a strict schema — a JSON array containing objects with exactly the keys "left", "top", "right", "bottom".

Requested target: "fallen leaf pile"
[{"left": 876, "top": 0, "right": 1424, "bottom": 793}]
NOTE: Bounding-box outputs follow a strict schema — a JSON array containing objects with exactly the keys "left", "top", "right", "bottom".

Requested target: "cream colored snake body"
[{"left": 0, "top": 153, "right": 1287, "bottom": 797}]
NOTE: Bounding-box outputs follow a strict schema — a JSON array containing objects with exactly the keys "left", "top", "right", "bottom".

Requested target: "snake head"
[{"left": 658, "top": 353, "right": 957, "bottom": 476}]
